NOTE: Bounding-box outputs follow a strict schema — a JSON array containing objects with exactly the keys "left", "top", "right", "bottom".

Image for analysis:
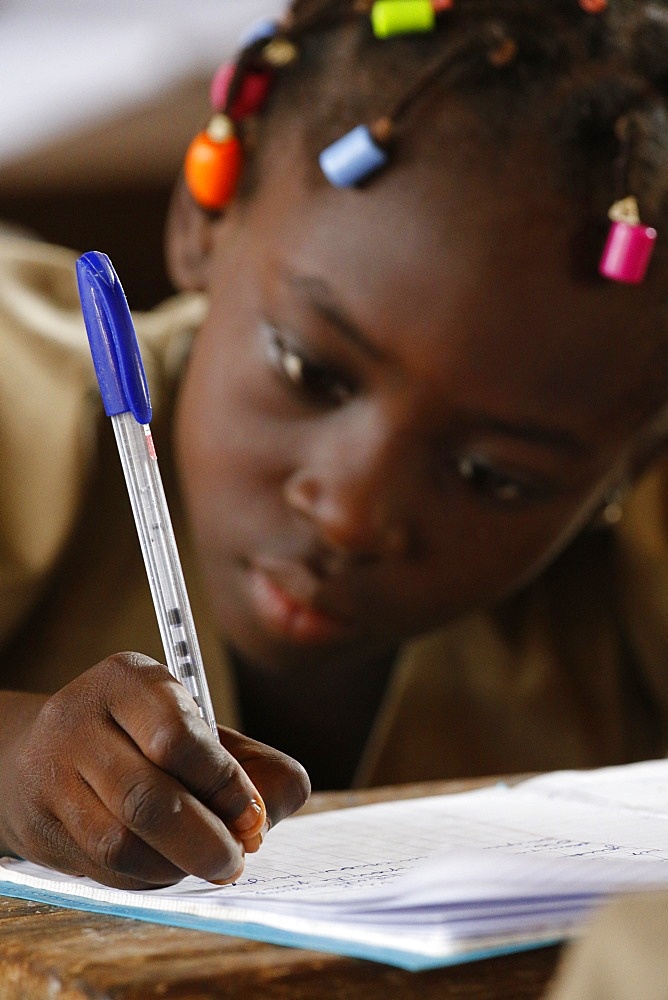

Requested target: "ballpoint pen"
[{"left": 76, "top": 251, "right": 218, "bottom": 736}]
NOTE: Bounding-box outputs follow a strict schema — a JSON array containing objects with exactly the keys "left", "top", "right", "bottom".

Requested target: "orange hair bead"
[
  {"left": 579, "top": 0, "right": 607, "bottom": 11},
  {"left": 184, "top": 115, "right": 243, "bottom": 211}
]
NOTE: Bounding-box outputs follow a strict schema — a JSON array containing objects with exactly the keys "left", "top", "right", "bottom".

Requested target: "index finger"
[{"left": 217, "top": 727, "right": 312, "bottom": 831}]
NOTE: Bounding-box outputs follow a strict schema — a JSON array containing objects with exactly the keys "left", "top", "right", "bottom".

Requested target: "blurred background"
[{"left": 0, "top": 0, "right": 284, "bottom": 307}]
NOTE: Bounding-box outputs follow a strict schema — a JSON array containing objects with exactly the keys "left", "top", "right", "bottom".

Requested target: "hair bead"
[
  {"left": 182, "top": 16, "right": 295, "bottom": 212},
  {"left": 262, "top": 37, "right": 299, "bottom": 67},
  {"left": 184, "top": 115, "right": 244, "bottom": 211},
  {"left": 579, "top": 0, "right": 608, "bottom": 12},
  {"left": 319, "top": 124, "right": 390, "bottom": 188},
  {"left": 371, "top": 0, "right": 437, "bottom": 38},
  {"left": 237, "top": 17, "right": 280, "bottom": 48},
  {"left": 599, "top": 197, "right": 657, "bottom": 284},
  {"left": 210, "top": 62, "right": 274, "bottom": 119}
]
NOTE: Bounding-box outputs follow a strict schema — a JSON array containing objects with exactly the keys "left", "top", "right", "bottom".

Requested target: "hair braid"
[
  {"left": 183, "top": 0, "right": 668, "bottom": 289},
  {"left": 232, "top": 1, "right": 664, "bottom": 221}
]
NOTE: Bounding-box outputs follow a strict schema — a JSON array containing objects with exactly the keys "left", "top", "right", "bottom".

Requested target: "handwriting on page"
[
  {"left": 4, "top": 759, "right": 668, "bottom": 972},
  {"left": 203, "top": 782, "right": 668, "bottom": 901}
]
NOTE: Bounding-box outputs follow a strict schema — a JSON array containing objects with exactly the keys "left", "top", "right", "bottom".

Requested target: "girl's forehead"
[
  {"left": 244, "top": 130, "right": 621, "bottom": 316},
  {"left": 217, "top": 126, "right": 665, "bottom": 432}
]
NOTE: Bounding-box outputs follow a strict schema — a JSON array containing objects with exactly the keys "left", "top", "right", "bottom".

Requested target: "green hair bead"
[{"left": 371, "top": 0, "right": 436, "bottom": 39}]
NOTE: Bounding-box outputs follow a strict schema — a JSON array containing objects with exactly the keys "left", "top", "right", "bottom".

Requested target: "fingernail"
[
  {"left": 232, "top": 797, "right": 266, "bottom": 839},
  {"left": 241, "top": 821, "right": 270, "bottom": 854}
]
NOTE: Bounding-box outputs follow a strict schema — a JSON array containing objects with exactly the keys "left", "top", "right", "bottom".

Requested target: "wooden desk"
[{"left": 0, "top": 779, "right": 562, "bottom": 1000}]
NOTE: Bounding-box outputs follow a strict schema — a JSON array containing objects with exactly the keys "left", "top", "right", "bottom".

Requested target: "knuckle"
[
  {"left": 200, "top": 755, "right": 256, "bottom": 821},
  {"left": 34, "top": 693, "right": 73, "bottom": 736},
  {"left": 208, "top": 754, "right": 243, "bottom": 797},
  {"left": 140, "top": 723, "right": 182, "bottom": 771},
  {"left": 140, "top": 708, "right": 200, "bottom": 771},
  {"left": 91, "top": 652, "right": 137, "bottom": 693},
  {"left": 89, "top": 821, "right": 137, "bottom": 874},
  {"left": 113, "top": 773, "right": 168, "bottom": 832},
  {"left": 103, "top": 651, "right": 160, "bottom": 674},
  {"left": 94, "top": 651, "right": 166, "bottom": 704}
]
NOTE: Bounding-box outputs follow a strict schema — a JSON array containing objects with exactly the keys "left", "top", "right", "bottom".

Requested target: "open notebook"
[{"left": 3, "top": 758, "right": 668, "bottom": 971}]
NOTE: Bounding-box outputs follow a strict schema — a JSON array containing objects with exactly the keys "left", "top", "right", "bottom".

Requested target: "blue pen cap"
[{"left": 76, "top": 251, "right": 152, "bottom": 425}]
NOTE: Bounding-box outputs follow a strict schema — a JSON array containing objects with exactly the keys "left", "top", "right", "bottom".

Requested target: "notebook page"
[
  {"left": 520, "top": 757, "right": 668, "bottom": 816},
  {"left": 3, "top": 760, "right": 668, "bottom": 969},
  {"left": 4, "top": 761, "right": 668, "bottom": 912}
]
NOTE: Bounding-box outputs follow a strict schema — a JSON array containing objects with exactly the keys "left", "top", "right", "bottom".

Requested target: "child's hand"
[{"left": 0, "top": 654, "right": 310, "bottom": 889}]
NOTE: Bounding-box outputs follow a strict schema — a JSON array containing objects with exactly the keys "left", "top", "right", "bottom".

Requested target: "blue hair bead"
[
  {"left": 238, "top": 17, "right": 279, "bottom": 48},
  {"left": 319, "top": 125, "right": 389, "bottom": 188}
]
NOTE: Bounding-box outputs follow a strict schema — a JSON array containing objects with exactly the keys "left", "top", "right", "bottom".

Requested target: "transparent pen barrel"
[{"left": 111, "top": 411, "right": 217, "bottom": 734}]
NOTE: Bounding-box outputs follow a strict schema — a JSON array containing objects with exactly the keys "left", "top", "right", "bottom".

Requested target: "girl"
[{"left": 1, "top": 0, "right": 667, "bottom": 887}]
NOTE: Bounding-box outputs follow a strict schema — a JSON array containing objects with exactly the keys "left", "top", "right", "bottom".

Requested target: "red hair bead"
[
  {"left": 579, "top": 0, "right": 607, "bottom": 12},
  {"left": 210, "top": 62, "right": 274, "bottom": 120},
  {"left": 184, "top": 115, "right": 243, "bottom": 211}
]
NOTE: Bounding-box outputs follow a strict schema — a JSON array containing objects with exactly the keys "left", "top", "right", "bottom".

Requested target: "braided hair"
[{"left": 227, "top": 1, "right": 668, "bottom": 233}]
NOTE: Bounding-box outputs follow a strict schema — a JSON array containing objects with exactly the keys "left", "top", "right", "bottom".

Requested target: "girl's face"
[{"left": 173, "top": 131, "right": 665, "bottom": 672}]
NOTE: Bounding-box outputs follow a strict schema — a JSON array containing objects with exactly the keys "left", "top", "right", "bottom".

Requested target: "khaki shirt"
[
  {"left": 2, "top": 233, "right": 668, "bottom": 787},
  {"left": 544, "top": 891, "right": 668, "bottom": 999}
]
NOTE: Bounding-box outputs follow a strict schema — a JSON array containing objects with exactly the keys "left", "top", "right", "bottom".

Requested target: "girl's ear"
[{"left": 164, "top": 175, "right": 219, "bottom": 292}]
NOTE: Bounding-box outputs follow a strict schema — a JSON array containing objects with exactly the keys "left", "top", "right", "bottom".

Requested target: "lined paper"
[{"left": 3, "top": 759, "right": 668, "bottom": 970}]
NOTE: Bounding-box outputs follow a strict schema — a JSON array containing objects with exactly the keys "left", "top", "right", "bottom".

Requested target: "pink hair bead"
[
  {"left": 599, "top": 220, "right": 657, "bottom": 285},
  {"left": 210, "top": 62, "right": 273, "bottom": 119}
]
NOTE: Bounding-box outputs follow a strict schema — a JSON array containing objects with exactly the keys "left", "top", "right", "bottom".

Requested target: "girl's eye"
[
  {"left": 267, "top": 330, "right": 353, "bottom": 405},
  {"left": 455, "top": 456, "right": 543, "bottom": 505}
]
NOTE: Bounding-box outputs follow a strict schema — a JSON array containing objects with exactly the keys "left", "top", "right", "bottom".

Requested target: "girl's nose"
[{"left": 283, "top": 449, "right": 412, "bottom": 561}]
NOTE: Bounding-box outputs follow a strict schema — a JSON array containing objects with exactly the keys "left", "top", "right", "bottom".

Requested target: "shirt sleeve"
[
  {"left": 0, "top": 235, "right": 98, "bottom": 645},
  {"left": 0, "top": 232, "right": 207, "bottom": 649}
]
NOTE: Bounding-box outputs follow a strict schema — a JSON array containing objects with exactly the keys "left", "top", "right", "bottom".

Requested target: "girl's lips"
[{"left": 246, "top": 566, "right": 350, "bottom": 644}]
